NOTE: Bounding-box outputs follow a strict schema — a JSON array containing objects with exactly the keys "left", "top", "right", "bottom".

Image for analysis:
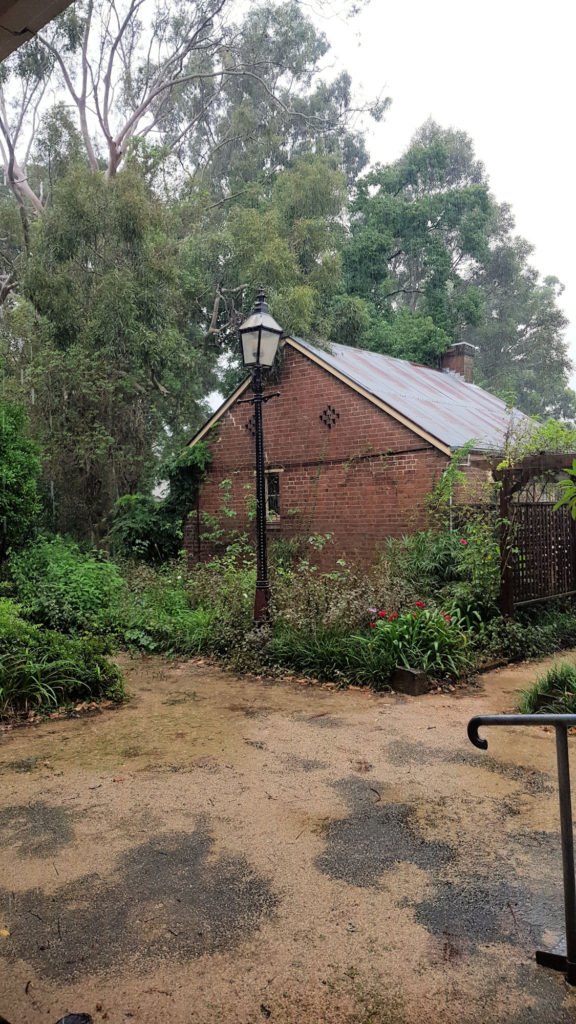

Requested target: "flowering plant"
[{"left": 361, "top": 602, "right": 471, "bottom": 677}]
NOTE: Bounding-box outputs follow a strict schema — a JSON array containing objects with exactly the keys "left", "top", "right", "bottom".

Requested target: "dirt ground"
[{"left": 2, "top": 653, "right": 576, "bottom": 1024}]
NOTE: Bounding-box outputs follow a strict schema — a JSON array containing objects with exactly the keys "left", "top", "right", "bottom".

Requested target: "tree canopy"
[
  {"left": 336, "top": 122, "right": 574, "bottom": 417},
  {"left": 0, "top": 7, "right": 572, "bottom": 541},
  {"left": 0, "top": 401, "right": 41, "bottom": 558}
]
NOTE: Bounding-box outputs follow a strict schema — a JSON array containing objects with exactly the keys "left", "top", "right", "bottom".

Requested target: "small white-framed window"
[{"left": 266, "top": 470, "right": 281, "bottom": 519}]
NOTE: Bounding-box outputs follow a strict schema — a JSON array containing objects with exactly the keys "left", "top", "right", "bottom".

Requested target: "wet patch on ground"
[
  {"left": 1, "top": 821, "right": 278, "bottom": 981},
  {"left": 227, "top": 703, "right": 272, "bottom": 718},
  {"left": 387, "top": 739, "right": 554, "bottom": 794},
  {"left": 415, "top": 873, "right": 564, "bottom": 952},
  {"left": 505, "top": 963, "right": 576, "bottom": 1024},
  {"left": 414, "top": 877, "right": 525, "bottom": 947},
  {"left": 315, "top": 777, "right": 454, "bottom": 887},
  {"left": 161, "top": 690, "right": 203, "bottom": 706},
  {"left": 277, "top": 754, "right": 327, "bottom": 773},
  {"left": 0, "top": 757, "right": 41, "bottom": 775},
  {"left": 295, "top": 713, "right": 345, "bottom": 729},
  {"left": 0, "top": 801, "right": 75, "bottom": 857}
]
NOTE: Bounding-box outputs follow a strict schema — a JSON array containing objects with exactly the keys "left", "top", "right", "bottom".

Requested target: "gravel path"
[{"left": 1, "top": 652, "right": 576, "bottom": 1024}]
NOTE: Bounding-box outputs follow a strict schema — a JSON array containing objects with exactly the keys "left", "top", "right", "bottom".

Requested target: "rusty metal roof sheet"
[{"left": 292, "top": 337, "right": 531, "bottom": 453}]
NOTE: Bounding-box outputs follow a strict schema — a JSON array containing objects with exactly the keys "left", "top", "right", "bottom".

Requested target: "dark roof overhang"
[{"left": 0, "top": 0, "right": 75, "bottom": 61}]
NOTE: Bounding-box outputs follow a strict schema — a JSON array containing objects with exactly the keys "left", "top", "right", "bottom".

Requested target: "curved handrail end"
[{"left": 467, "top": 717, "right": 488, "bottom": 750}]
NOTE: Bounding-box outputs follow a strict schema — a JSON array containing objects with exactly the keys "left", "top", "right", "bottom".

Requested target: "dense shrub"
[
  {"left": 6, "top": 523, "right": 576, "bottom": 695},
  {"left": 385, "top": 516, "right": 500, "bottom": 617},
  {"left": 9, "top": 537, "right": 124, "bottom": 633},
  {"left": 270, "top": 534, "right": 410, "bottom": 633},
  {"left": 108, "top": 494, "right": 182, "bottom": 563},
  {"left": 107, "top": 442, "right": 212, "bottom": 563},
  {"left": 384, "top": 529, "right": 462, "bottom": 593},
  {"left": 0, "top": 401, "right": 41, "bottom": 559},
  {"left": 118, "top": 561, "right": 219, "bottom": 654},
  {"left": 263, "top": 626, "right": 396, "bottom": 687},
  {"left": 478, "top": 604, "right": 576, "bottom": 663},
  {"left": 0, "top": 598, "right": 124, "bottom": 715}
]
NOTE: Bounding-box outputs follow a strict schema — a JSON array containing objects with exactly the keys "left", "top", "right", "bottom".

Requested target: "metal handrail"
[{"left": 468, "top": 713, "right": 576, "bottom": 985}]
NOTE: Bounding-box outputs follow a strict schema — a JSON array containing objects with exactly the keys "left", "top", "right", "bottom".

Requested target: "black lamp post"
[{"left": 238, "top": 289, "right": 283, "bottom": 624}]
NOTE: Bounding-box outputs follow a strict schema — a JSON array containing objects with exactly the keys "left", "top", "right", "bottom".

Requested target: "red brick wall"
[{"left": 184, "top": 345, "right": 452, "bottom": 566}]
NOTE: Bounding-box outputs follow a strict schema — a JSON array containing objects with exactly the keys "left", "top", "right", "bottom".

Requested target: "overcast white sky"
[{"left": 316, "top": 0, "right": 576, "bottom": 369}]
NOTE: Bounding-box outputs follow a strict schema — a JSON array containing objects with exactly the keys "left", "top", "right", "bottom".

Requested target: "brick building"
[{"left": 184, "top": 337, "right": 528, "bottom": 566}]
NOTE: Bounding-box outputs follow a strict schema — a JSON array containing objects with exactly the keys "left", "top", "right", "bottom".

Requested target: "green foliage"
[
  {"left": 385, "top": 513, "right": 500, "bottom": 620},
  {"left": 263, "top": 626, "right": 397, "bottom": 688},
  {"left": 108, "top": 494, "right": 182, "bottom": 563},
  {"left": 163, "top": 441, "right": 212, "bottom": 516},
  {"left": 385, "top": 530, "right": 462, "bottom": 592},
  {"left": 428, "top": 441, "right": 477, "bottom": 511},
  {"left": 219, "top": 154, "right": 349, "bottom": 346},
  {"left": 518, "top": 662, "right": 576, "bottom": 714},
  {"left": 469, "top": 246, "right": 574, "bottom": 418},
  {"left": 1, "top": 165, "right": 213, "bottom": 539},
  {"left": 497, "top": 418, "right": 576, "bottom": 471},
  {"left": 270, "top": 538, "right": 395, "bottom": 633},
  {"left": 364, "top": 308, "right": 452, "bottom": 366},
  {"left": 118, "top": 562, "right": 219, "bottom": 655},
  {"left": 356, "top": 604, "right": 472, "bottom": 677},
  {"left": 553, "top": 459, "right": 576, "bottom": 519},
  {"left": 478, "top": 604, "right": 576, "bottom": 663},
  {"left": 340, "top": 120, "right": 573, "bottom": 417},
  {"left": 0, "top": 401, "right": 41, "bottom": 558},
  {"left": 343, "top": 122, "right": 494, "bottom": 357},
  {"left": 449, "top": 518, "right": 500, "bottom": 614},
  {"left": 107, "top": 440, "right": 212, "bottom": 563},
  {"left": 0, "top": 597, "right": 124, "bottom": 716},
  {"left": 9, "top": 537, "right": 124, "bottom": 633}
]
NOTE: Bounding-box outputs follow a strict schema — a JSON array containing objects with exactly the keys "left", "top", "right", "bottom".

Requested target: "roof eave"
[{"left": 187, "top": 376, "right": 251, "bottom": 448}]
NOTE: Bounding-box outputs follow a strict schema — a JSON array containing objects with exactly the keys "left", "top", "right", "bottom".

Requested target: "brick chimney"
[{"left": 440, "top": 342, "right": 476, "bottom": 383}]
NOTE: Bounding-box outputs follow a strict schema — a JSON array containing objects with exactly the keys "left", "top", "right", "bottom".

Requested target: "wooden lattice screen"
[
  {"left": 512, "top": 503, "right": 576, "bottom": 606},
  {"left": 496, "top": 454, "right": 576, "bottom": 616}
]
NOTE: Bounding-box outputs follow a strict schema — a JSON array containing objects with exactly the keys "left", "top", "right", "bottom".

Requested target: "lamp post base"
[
  {"left": 536, "top": 938, "right": 576, "bottom": 985},
  {"left": 254, "top": 584, "right": 270, "bottom": 625}
]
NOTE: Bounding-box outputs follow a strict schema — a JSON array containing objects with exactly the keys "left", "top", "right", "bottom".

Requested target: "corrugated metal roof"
[{"left": 290, "top": 337, "right": 531, "bottom": 453}]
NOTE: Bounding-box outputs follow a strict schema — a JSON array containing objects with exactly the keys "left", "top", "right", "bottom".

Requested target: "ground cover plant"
[
  {"left": 518, "top": 661, "right": 576, "bottom": 714},
  {"left": 0, "top": 597, "right": 124, "bottom": 717}
]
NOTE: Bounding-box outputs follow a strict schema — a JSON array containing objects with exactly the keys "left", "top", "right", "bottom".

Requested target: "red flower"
[
  {"left": 370, "top": 622, "right": 377, "bottom": 629},
  {"left": 388, "top": 612, "right": 398, "bottom": 620},
  {"left": 444, "top": 614, "right": 451, "bottom": 623},
  {"left": 460, "top": 538, "right": 467, "bottom": 545},
  {"left": 377, "top": 610, "right": 387, "bottom": 618},
  {"left": 412, "top": 613, "right": 417, "bottom": 618},
  {"left": 415, "top": 601, "right": 425, "bottom": 609}
]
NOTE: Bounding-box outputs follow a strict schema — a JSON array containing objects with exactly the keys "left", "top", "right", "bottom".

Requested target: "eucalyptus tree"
[
  {"left": 343, "top": 121, "right": 492, "bottom": 341},
  {"left": 0, "top": 0, "right": 379, "bottom": 217},
  {"left": 339, "top": 121, "right": 574, "bottom": 419},
  {"left": 0, "top": 163, "right": 211, "bottom": 539},
  {"left": 0, "top": 0, "right": 377, "bottom": 537},
  {"left": 467, "top": 237, "right": 574, "bottom": 418}
]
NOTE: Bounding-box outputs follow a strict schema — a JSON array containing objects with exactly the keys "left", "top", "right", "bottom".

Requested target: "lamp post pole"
[
  {"left": 252, "top": 363, "right": 270, "bottom": 623},
  {"left": 238, "top": 290, "right": 283, "bottom": 626}
]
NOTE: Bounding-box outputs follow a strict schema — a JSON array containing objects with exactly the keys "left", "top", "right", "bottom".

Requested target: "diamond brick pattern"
[{"left": 319, "top": 405, "right": 339, "bottom": 430}]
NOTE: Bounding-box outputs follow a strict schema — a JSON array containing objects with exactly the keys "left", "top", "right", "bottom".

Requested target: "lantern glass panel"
[
  {"left": 258, "top": 330, "right": 280, "bottom": 367},
  {"left": 240, "top": 328, "right": 261, "bottom": 366}
]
